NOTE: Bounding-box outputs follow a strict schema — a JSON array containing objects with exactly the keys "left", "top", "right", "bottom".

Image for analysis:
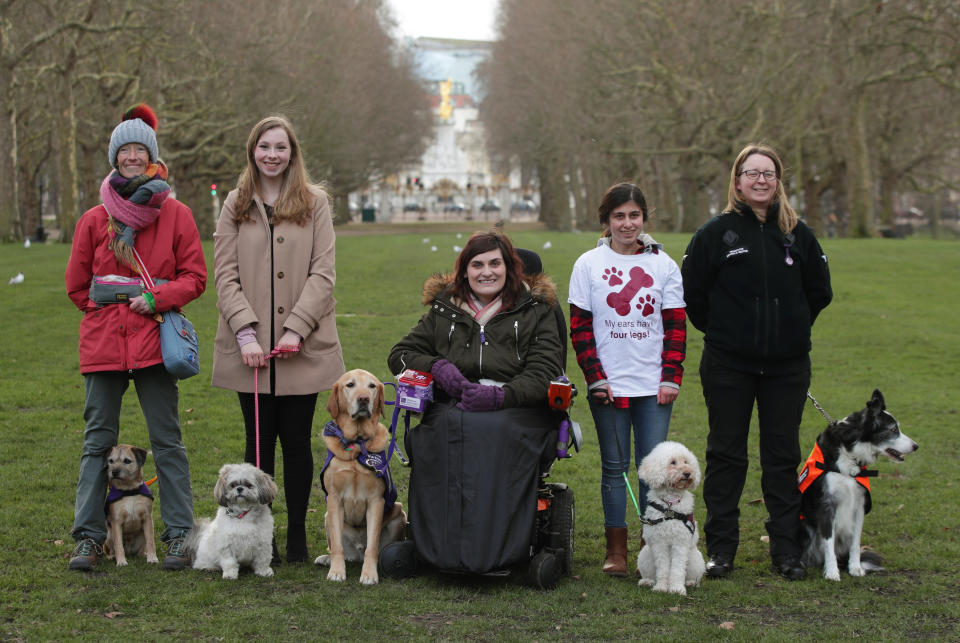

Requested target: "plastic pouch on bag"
[{"left": 89, "top": 275, "right": 143, "bottom": 304}]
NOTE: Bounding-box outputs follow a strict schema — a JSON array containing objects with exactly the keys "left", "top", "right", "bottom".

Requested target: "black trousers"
[
  {"left": 238, "top": 392, "right": 318, "bottom": 533},
  {"left": 699, "top": 347, "right": 809, "bottom": 561}
]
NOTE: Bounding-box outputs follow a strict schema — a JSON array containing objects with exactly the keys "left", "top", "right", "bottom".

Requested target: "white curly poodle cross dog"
[{"left": 636, "top": 441, "right": 705, "bottom": 595}]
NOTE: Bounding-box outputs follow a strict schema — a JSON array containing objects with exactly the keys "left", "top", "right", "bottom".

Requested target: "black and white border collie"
[{"left": 799, "top": 389, "right": 918, "bottom": 581}]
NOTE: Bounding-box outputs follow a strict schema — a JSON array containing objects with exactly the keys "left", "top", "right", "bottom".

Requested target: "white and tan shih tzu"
[
  {"left": 185, "top": 463, "right": 278, "bottom": 580},
  {"left": 635, "top": 441, "right": 706, "bottom": 595}
]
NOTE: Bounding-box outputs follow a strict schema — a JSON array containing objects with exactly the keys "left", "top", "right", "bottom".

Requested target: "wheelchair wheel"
[
  {"left": 528, "top": 551, "right": 561, "bottom": 590},
  {"left": 378, "top": 540, "right": 417, "bottom": 580},
  {"left": 548, "top": 484, "right": 575, "bottom": 576}
]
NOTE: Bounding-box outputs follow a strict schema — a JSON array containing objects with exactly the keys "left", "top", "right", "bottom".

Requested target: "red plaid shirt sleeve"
[
  {"left": 570, "top": 304, "right": 606, "bottom": 386},
  {"left": 660, "top": 307, "right": 687, "bottom": 387}
]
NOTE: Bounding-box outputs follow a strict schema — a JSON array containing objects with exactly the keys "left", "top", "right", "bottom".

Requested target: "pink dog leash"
[{"left": 252, "top": 346, "right": 299, "bottom": 468}]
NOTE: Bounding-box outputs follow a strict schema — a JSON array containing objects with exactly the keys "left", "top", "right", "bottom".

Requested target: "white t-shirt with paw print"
[{"left": 568, "top": 240, "right": 684, "bottom": 397}]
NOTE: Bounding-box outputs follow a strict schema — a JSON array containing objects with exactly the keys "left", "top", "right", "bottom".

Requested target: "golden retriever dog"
[
  {"left": 103, "top": 444, "right": 158, "bottom": 566},
  {"left": 314, "top": 369, "right": 406, "bottom": 584}
]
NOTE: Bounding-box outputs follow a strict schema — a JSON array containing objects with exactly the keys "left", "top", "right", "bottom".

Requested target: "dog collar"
[{"left": 227, "top": 508, "right": 250, "bottom": 519}]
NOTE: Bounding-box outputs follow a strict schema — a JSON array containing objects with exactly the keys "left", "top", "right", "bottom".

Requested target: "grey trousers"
[{"left": 72, "top": 365, "right": 193, "bottom": 544}]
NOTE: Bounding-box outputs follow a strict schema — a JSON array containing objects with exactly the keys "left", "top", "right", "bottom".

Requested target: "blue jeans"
[{"left": 588, "top": 395, "right": 673, "bottom": 528}]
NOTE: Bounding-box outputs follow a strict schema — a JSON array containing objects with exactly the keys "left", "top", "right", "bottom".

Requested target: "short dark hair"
[{"left": 449, "top": 230, "right": 525, "bottom": 310}]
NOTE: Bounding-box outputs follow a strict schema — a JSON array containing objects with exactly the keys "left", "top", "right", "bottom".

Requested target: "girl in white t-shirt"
[{"left": 568, "top": 182, "right": 687, "bottom": 577}]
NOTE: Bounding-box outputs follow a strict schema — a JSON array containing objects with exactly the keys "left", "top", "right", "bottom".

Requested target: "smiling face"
[
  {"left": 254, "top": 126, "right": 291, "bottom": 183},
  {"left": 735, "top": 153, "right": 777, "bottom": 214},
  {"left": 606, "top": 200, "right": 645, "bottom": 254},
  {"left": 116, "top": 143, "right": 150, "bottom": 179},
  {"left": 466, "top": 248, "right": 506, "bottom": 305}
]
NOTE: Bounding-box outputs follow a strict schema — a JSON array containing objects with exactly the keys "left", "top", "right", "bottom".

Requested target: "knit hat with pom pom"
[{"left": 108, "top": 104, "right": 159, "bottom": 168}]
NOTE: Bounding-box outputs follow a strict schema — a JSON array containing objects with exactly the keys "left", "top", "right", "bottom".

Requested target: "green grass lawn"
[{"left": 1, "top": 226, "right": 957, "bottom": 640}]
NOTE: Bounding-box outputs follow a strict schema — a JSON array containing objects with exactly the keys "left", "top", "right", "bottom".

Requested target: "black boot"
[{"left": 286, "top": 525, "right": 307, "bottom": 563}]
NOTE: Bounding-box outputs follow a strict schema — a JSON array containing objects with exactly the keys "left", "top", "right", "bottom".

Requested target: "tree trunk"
[
  {"left": 849, "top": 92, "right": 874, "bottom": 238},
  {"left": 801, "top": 171, "right": 824, "bottom": 238},
  {"left": 876, "top": 161, "right": 896, "bottom": 229},
  {"left": 0, "top": 63, "right": 19, "bottom": 240},
  {"left": 678, "top": 161, "right": 708, "bottom": 233},
  {"left": 331, "top": 189, "right": 350, "bottom": 226},
  {"left": 56, "top": 78, "right": 81, "bottom": 244},
  {"left": 537, "top": 158, "right": 570, "bottom": 232},
  {"left": 930, "top": 190, "right": 941, "bottom": 240}
]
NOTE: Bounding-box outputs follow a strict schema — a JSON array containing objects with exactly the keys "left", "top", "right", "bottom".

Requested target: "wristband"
[{"left": 141, "top": 291, "right": 156, "bottom": 313}]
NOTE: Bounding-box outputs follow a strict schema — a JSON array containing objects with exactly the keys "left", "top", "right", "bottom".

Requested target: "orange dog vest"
[{"left": 798, "top": 443, "right": 874, "bottom": 516}]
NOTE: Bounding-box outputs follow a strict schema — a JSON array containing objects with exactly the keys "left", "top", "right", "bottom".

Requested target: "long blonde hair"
[
  {"left": 233, "top": 115, "right": 319, "bottom": 225},
  {"left": 725, "top": 143, "right": 798, "bottom": 235}
]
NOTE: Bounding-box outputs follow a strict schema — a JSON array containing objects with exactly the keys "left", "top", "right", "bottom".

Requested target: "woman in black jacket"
[{"left": 682, "top": 143, "right": 832, "bottom": 581}]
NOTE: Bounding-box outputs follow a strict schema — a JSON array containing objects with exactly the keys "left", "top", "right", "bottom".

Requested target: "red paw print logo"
[
  {"left": 636, "top": 294, "right": 656, "bottom": 317},
  {"left": 602, "top": 267, "right": 624, "bottom": 287}
]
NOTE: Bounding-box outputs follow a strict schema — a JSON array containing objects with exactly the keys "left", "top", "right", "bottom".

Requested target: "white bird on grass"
[{"left": 8, "top": 272, "right": 24, "bottom": 284}]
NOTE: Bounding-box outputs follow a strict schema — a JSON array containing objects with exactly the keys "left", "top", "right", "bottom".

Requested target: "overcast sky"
[{"left": 388, "top": 0, "right": 498, "bottom": 41}]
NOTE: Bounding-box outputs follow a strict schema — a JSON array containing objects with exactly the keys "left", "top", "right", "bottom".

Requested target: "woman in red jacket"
[{"left": 64, "top": 104, "right": 206, "bottom": 572}]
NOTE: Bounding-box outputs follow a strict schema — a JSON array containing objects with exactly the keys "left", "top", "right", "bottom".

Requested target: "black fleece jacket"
[{"left": 681, "top": 202, "right": 832, "bottom": 373}]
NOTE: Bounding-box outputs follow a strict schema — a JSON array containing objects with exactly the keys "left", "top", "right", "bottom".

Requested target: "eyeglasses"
[{"left": 739, "top": 169, "right": 778, "bottom": 181}]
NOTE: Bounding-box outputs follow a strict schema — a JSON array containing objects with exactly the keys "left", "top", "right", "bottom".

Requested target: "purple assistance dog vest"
[
  {"left": 319, "top": 420, "right": 397, "bottom": 512},
  {"left": 104, "top": 482, "right": 153, "bottom": 516}
]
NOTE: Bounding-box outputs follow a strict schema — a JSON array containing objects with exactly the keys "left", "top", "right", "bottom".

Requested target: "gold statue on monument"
[{"left": 439, "top": 78, "right": 453, "bottom": 121}]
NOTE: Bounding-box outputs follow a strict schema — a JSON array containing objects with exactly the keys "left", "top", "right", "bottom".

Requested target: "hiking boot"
[
  {"left": 69, "top": 538, "right": 102, "bottom": 571},
  {"left": 162, "top": 536, "right": 189, "bottom": 571}
]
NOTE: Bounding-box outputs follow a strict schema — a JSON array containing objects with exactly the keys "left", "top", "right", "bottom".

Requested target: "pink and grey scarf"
[{"left": 100, "top": 161, "right": 170, "bottom": 267}]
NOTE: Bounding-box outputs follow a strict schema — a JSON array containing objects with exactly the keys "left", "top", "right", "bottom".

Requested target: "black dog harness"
[{"left": 644, "top": 500, "right": 696, "bottom": 535}]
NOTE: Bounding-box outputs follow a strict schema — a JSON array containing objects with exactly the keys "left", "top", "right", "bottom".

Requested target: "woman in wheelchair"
[{"left": 388, "top": 230, "right": 564, "bottom": 574}]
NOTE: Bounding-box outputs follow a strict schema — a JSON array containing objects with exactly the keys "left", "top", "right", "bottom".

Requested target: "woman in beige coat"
[{"left": 212, "top": 115, "right": 345, "bottom": 563}]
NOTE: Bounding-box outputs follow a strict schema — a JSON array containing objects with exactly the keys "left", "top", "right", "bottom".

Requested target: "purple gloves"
[
  {"left": 457, "top": 383, "right": 505, "bottom": 412},
  {"left": 431, "top": 359, "right": 471, "bottom": 397}
]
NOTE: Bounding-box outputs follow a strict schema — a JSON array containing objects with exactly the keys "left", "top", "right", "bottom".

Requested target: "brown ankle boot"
[{"left": 602, "top": 527, "right": 628, "bottom": 577}]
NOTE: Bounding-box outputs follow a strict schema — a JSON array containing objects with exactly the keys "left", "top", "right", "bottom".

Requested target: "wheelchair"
[{"left": 379, "top": 376, "right": 580, "bottom": 590}]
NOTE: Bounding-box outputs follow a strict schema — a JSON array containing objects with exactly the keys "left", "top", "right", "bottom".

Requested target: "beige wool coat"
[{"left": 211, "top": 187, "right": 345, "bottom": 395}]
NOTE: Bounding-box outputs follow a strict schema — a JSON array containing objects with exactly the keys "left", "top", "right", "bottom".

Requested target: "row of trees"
[
  {"left": 1, "top": 0, "right": 432, "bottom": 241},
  {"left": 480, "top": 0, "right": 960, "bottom": 236}
]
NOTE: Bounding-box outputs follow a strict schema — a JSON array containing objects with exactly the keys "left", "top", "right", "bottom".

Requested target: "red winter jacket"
[{"left": 65, "top": 199, "right": 207, "bottom": 374}]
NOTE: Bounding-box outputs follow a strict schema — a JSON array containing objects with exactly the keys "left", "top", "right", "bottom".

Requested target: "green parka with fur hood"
[{"left": 388, "top": 272, "right": 564, "bottom": 408}]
